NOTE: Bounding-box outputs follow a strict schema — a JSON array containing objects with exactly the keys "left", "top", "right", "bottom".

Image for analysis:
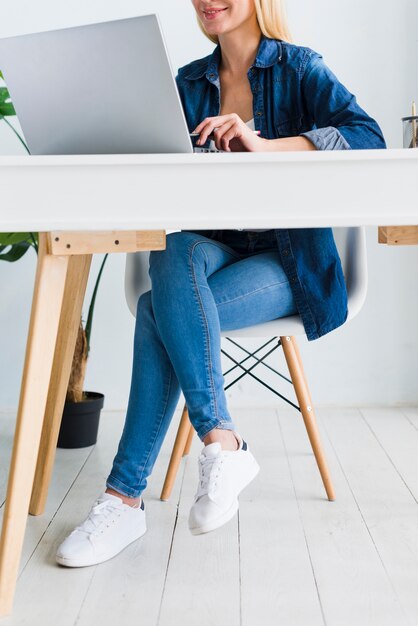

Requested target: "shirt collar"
[{"left": 183, "top": 34, "right": 283, "bottom": 81}]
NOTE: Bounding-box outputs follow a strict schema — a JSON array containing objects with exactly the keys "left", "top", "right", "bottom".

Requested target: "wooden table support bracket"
[
  {"left": 378, "top": 225, "right": 418, "bottom": 245},
  {"left": 48, "top": 230, "right": 166, "bottom": 255}
]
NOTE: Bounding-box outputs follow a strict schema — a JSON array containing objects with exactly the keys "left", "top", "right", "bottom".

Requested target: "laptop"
[{"left": 0, "top": 14, "right": 200, "bottom": 155}]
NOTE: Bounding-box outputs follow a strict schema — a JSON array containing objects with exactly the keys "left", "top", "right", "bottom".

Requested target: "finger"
[
  {"left": 198, "top": 125, "right": 218, "bottom": 145},
  {"left": 216, "top": 118, "right": 242, "bottom": 150},
  {"left": 220, "top": 126, "right": 238, "bottom": 151},
  {"left": 213, "top": 121, "right": 236, "bottom": 150},
  {"left": 199, "top": 121, "right": 224, "bottom": 144},
  {"left": 197, "top": 115, "right": 237, "bottom": 144},
  {"left": 193, "top": 113, "right": 239, "bottom": 134},
  {"left": 192, "top": 117, "right": 214, "bottom": 134}
]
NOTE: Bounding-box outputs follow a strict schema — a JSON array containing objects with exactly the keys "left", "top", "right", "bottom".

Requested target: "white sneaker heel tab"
[{"left": 201, "top": 441, "right": 222, "bottom": 457}]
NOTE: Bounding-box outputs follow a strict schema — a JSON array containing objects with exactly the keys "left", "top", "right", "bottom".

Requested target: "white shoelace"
[
  {"left": 195, "top": 453, "right": 225, "bottom": 500},
  {"left": 74, "top": 499, "right": 124, "bottom": 536}
]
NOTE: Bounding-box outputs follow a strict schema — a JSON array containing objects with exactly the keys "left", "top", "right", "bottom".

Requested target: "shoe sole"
[
  {"left": 56, "top": 525, "right": 147, "bottom": 567},
  {"left": 189, "top": 455, "right": 260, "bottom": 535}
]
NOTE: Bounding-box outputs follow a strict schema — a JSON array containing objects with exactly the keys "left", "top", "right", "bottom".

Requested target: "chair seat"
[
  {"left": 223, "top": 293, "right": 361, "bottom": 338},
  {"left": 221, "top": 314, "right": 304, "bottom": 338}
]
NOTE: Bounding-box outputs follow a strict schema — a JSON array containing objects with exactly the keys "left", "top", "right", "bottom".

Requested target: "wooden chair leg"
[
  {"left": 0, "top": 234, "right": 89, "bottom": 616},
  {"left": 29, "top": 253, "right": 92, "bottom": 516},
  {"left": 183, "top": 418, "right": 194, "bottom": 456},
  {"left": 280, "top": 335, "right": 336, "bottom": 501},
  {"left": 160, "top": 402, "right": 193, "bottom": 501}
]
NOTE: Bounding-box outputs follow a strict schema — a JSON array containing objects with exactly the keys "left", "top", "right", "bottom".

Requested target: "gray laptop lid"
[{"left": 0, "top": 14, "right": 193, "bottom": 155}]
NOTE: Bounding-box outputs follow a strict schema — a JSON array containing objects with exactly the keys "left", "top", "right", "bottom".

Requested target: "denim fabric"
[
  {"left": 300, "top": 126, "right": 351, "bottom": 151},
  {"left": 106, "top": 229, "right": 297, "bottom": 497},
  {"left": 175, "top": 35, "right": 387, "bottom": 341},
  {"left": 176, "top": 34, "right": 387, "bottom": 150}
]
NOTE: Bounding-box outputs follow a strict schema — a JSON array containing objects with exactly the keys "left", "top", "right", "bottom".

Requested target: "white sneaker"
[
  {"left": 56, "top": 492, "right": 146, "bottom": 567},
  {"left": 188, "top": 432, "right": 260, "bottom": 535}
]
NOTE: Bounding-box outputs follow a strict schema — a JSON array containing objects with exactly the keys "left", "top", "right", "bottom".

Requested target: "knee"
[{"left": 149, "top": 231, "right": 199, "bottom": 277}]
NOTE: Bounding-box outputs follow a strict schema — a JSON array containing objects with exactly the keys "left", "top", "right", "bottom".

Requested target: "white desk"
[
  {"left": 0, "top": 149, "right": 417, "bottom": 618},
  {"left": 1, "top": 149, "right": 418, "bottom": 231}
]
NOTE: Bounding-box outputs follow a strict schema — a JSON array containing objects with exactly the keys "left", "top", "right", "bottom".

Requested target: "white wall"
[{"left": 1, "top": 0, "right": 417, "bottom": 411}]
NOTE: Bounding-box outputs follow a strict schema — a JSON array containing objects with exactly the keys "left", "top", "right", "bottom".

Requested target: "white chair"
[{"left": 124, "top": 226, "right": 368, "bottom": 502}]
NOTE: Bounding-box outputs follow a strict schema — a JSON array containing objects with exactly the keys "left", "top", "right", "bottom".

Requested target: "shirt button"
[
  {"left": 209, "top": 73, "right": 215, "bottom": 79},
  {"left": 283, "top": 249, "right": 290, "bottom": 255},
  {"left": 291, "top": 276, "right": 297, "bottom": 283},
  {"left": 256, "top": 111, "right": 263, "bottom": 116}
]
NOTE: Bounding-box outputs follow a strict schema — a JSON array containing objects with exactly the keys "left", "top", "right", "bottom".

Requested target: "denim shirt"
[{"left": 175, "top": 35, "right": 387, "bottom": 341}]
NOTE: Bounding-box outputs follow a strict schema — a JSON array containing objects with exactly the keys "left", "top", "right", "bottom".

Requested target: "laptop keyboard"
[{"left": 193, "top": 140, "right": 224, "bottom": 153}]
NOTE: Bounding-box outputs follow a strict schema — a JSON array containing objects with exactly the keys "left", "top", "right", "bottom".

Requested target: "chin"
[{"left": 205, "top": 24, "right": 229, "bottom": 36}]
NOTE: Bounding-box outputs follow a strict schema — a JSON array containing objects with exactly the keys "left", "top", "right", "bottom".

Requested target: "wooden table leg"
[
  {"left": 30, "top": 251, "right": 92, "bottom": 515},
  {"left": 0, "top": 233, "right": 90, "bottom": 616}
]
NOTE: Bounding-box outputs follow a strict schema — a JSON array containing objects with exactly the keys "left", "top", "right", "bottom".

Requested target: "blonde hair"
[{"left": 196, "top": 0, "right": 293, "bottom": 44}]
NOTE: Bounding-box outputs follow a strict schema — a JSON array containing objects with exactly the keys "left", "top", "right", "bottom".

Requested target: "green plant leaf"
[
  {"left": 0, "top": 70, "right": 3, "bottom": 79},
  {"left": 0, "top": 87, "right": 11, "bottom": 103},
  {"left": 30, "top": 232, "right": 39, "bottom": 251},
  {"left": 0, "top": 86, "right": 15, "bottom": 116},
  {"left": 0, "top": 232, "right": 34, "bottom": 245},
  {"left": 0, "top": 241, "right": 31, "bottom": 262},
  {"left": 0, "top": 101, "right": 16, "bottom": 116}
]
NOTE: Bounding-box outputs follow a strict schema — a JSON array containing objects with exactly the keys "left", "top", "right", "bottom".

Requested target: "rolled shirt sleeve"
[
  {"left": 300, "top": 126, "right": 351, "bottom": 150},
  {"left": 299, "top": 52, "right": 387, "bottom": 150}
]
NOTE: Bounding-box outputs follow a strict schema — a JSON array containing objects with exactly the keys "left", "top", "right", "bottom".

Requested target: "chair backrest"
[
  {"left": 124, "top": 226, "right": 368, "bottom": 323},
  {"left": 125, "top": 247, "right": 153, "bottom": 318},
  {"left": 332, "top": 226, "right": 368, "bottom": 321}
]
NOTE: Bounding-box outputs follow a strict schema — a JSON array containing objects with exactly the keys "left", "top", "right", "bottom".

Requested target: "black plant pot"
[{"left": 57, "top": 391, "right": 105, "bottom": 449}]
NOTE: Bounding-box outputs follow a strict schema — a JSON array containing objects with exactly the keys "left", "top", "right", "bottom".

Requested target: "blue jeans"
[{"left": 105, "top": 229, "right": 297, "bottom": 498}]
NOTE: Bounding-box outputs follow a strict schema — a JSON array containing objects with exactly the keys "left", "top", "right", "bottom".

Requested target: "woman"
[{"left": 56, "top": 0, "right": 386, "bottom": 567}]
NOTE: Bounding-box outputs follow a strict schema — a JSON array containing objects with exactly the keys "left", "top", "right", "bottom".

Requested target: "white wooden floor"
[{"left": 1, "top": 405, "right": 418, "bottom": 626}]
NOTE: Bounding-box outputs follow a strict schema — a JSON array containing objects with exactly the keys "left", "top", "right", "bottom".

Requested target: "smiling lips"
[{"left": 203, "top": 7, "right": 228, "bottom": 19}]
